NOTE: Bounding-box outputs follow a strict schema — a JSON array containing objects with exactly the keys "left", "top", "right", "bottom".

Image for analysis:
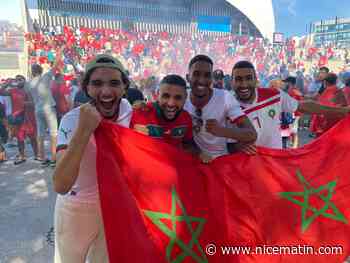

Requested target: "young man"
[
  {"left": 230, "top": 61, "right": 350, "bottom": 151},
  {"left": 53, "top": 54, "right": 132, "bottom": 263},
  {"left": 50, "top": 69, "right": 72, "bottom": 124},
  {"left": 131, "top": 74, "right": 194, "bottom": 150},
  {"left": 213, "top": 69, "right": 225, "bottom": 89},
  {"left": 0, "top": 99, "right": 7, "bottom": 162},
  {"left": 184, "top": 55, "right": 257, "bottom": 162},
  {"left": 27, "top": 64, "right": 58, "bottom": 167},
  {"left": 124, "top": 70, "right": 145, "bottom": 105},
  {"left": 342, "top": 71, "right": 350, "bottom": 105},
  {"left": 307, "top": 66, "right": 329, "bottom": 98},
  {"left": 310, "top": 73, "right": 348, "bottom": 137},
  {"left": 0, "top": 75, "right": 38, "bottom": 164},
  {"left": 282, "top": 76, "right": 303, "bottom": 148}
]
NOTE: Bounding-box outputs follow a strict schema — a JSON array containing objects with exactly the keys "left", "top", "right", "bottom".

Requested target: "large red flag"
[{"left": 95, "top": 117, "right": 350, "bottom": 263}]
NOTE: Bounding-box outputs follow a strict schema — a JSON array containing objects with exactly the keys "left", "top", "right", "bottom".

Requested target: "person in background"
[
  {"left": 0, "top": 98, "right": 7, "bottom": 162},
  {"left": 124, "top": 70, "right": 144, "bottom": 105},
  {"left": 283, "top": 76, "right": 303, "bottom": 148},
  {"left": 341, "top": 71, "right": 350, "bottom": 105},
  {"left": 310, "top": 73, "right": 348, "bottom": 137},
  {"left": 142, "top": 76, "right": 158, "bottom": 102},
  {"left": 27, "top": 64, "right": 58, "bottom": 167},
  {"left": 73, "top": 89, "right": 91, "bottom": 108},
  {"left": 71, "top": 72, "right": 91, "bottom": 108},
  {"left": 317, "top": 66, "right": 331, "bottom": 95},
  {"left": 307, "top": 66, "right": 329, "bottom": 98},
  {"left": 0, "top": 75, "right": 38, "bottom": 164},
  {"left": 51, "top": 69, "right": 72, "bottom": 124},
  {"left": 213, "top": 69, "right": 225, "bottom": 89}
]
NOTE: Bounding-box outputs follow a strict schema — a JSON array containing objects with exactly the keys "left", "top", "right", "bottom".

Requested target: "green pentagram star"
[
  {"left": 268, "top": 109, "right": 276, "bottom": 119},
  {"left": 143, "top": 187, "right": 208, "bottom": 263},
  {"left": 280, "top": 169, "right": 348, "bottom": 233}
]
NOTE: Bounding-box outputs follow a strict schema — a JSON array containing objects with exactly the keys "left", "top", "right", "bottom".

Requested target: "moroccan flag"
[
  {"left": 95, "top": 117, "right": 350, "bottom": 263},
  {"left": 95, "top": 122, "right": 228, "bottom": 263}
]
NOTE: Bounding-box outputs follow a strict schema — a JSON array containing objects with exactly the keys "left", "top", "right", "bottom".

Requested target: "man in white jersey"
[
  {"left": 184, "top": 55, "right": 257, "bottom": 163},
  {"left": 229, "top": 61, "right": 350, "bottom": 151},
  {"left": 53, "top": 54, "right": 132, "bottom": 263}
]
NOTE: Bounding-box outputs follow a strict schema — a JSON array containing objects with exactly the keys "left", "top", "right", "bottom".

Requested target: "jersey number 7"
[{"left": 253, "top": 116, "right": 261, "bottom": 129}]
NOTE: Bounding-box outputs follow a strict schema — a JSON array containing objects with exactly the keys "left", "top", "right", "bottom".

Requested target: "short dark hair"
[
  {"left": 31, "top": 64, "right": 43, "bottom": 76},
  {"left": 160, "top": 74, "right": 187, "bottom": 89},
  {"left": 324, "top": 73, "right": 337, "bottom": 85},
  {"left": 232, "top": 60, "right": 256, "bottom": 79},
  {"left": 283, "top": 76, "right": 296, "bottom": 85},
  {"left": 188, "top": 55, "right": 213, "bottom": 69},
  {"left": 15, "top": 75, "right": 25, "bottom": 81},
  {"left": 319, "top": 66, "right": 330, "bottom": 73},
  {"left": 232, "top": 60, "right": 255, "bottom": 71},
  {"left": 213, "top": 69, "right": 225, "bottom": 80}
]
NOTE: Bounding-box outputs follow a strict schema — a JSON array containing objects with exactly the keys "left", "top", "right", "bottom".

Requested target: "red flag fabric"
[
  {"left": 95, "top": 116, "right": 350, "bottom": 263},
  {"left": 311, "top": 86, "right": 344, "bottom": 136}
]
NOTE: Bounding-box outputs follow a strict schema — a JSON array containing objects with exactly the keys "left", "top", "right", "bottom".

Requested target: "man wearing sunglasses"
[{"left": 184, "top": 55, "right": 257, "bottom": 163}]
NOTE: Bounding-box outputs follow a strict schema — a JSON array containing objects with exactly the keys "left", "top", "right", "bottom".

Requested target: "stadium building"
[
  {"left": 311, "top": 17, "right": 350, "bottom": 47},
  {"left": 25, "top": 0, "right": 275, "bottom": 40}
]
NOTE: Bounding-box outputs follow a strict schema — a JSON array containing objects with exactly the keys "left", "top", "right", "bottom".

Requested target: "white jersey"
[
  {"left": 184, "top": 88, "right": 245, "bottom": 158},
  {"left": 238, "top": 88, "right": 298, "bottom": 149},
  {"left": 56, "top": 99, "right": 132, "bottom": 203}
]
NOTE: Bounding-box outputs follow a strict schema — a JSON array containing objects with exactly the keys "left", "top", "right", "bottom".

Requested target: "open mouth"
[
  {"left": 97, "top": 98, "right": 118, "bottom": 116},
  {"left": 164, "top": 107, "right": 177, "bottom": 119},
  {"left": 237, "top": 88, "right": 251, "bottom": 97},
  {"left": 197, "top": 85, "right": 207, "bottom": 90},
  {"left": 193, "top": 86, "right": 208, "bottom": 98}
]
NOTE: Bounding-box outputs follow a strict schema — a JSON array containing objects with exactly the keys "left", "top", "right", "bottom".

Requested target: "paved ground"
[
  {"left": 0, "top": 131, "right": 313, "bottom": 263},
  {"left": 0, "top": 141, "right": 56, "bottom": 263}
]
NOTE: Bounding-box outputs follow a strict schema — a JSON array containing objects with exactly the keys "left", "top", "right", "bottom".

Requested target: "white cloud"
[{"left": 279, "top": 0, "right": 297, "bottom": 17}]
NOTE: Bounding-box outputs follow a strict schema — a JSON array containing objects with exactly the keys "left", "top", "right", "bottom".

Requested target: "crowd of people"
[
  {"left": 0, "top": 56, "right": 95, "bottom": 163},
  {"left": 49, "top": 52, "right": 350, "bottom": 262},
  {"left": 1, "top": 22, "right": 350, "bottom": 260},
  {"left": 24, "top": 25, "right": 350, "bottom": 84},
  {"left": 1, "top": 25, "right": 350, "bottom": 165}
]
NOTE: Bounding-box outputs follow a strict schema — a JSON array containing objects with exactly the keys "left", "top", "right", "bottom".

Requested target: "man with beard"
[
  {"left": 229, "top": 61, "right": 350, "bottom": 151},
  {"left": 53, "top": 54, "right": 132, "bottom": 263},
  {"left": 0, "top": 75, "right": 38, "bottom": 164},
  {"left": 131, "top": 74, "right": 194, "bottom": 149},
  {"left": 184, "top": 55, "right": 257, "bottom": 163}
]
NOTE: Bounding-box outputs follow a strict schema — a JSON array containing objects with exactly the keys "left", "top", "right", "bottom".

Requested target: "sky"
[
  {"left": 273, "top": 0, "right": 350, "bottom": 37},
  {"left": 1, "top": 0, "right": 350, "bottom": 37},
  {"left": 0, "top": 0, "right": 22, "bottom": 24}
]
